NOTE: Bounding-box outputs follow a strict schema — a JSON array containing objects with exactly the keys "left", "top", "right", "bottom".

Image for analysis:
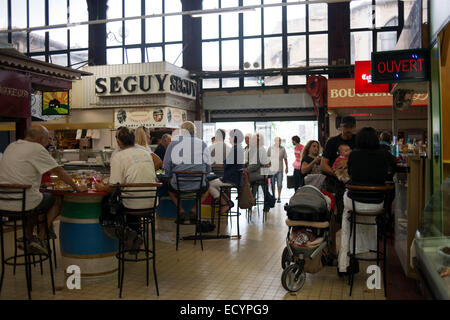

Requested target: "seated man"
[
  {"left": 163, "top": 121, "right": 211, "bottom": 224},
  {"left": 96, "top": 127, "right": 157, "bottom": 251},
  {"left": 0, "top": 125, "right": 87, "bottom": 254},
  {"left": 154, "top": 133, "right": 172, "bottom": 162}
]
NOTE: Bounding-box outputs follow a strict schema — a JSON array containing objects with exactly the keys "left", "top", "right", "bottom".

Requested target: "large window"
[
  {"left": 201, "top": 0, "right": 328, "bottom": 89},
  {"left": 350, "top": 0, "right": 401, "bottom": 64},
  {"left": 106, "top": 0, "right": 183, "bottom": 66}
]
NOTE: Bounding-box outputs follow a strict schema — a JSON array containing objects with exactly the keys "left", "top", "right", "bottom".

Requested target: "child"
[{"left": 332, "top": 143, "right": 351, "bottom": 183}]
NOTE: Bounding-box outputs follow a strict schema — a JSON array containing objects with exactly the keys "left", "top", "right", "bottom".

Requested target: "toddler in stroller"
[{"left": 281, "top": 185, "right": 332, "bottom": 292}]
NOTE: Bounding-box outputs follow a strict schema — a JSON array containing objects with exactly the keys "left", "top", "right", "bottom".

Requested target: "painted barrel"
[{"left": 59, "top": 191, "right": 118, "bottom": 278}]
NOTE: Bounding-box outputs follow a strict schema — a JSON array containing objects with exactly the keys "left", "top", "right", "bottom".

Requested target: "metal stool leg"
[
  {"left": 198, "top": 195, "right": 203, "bottom": 251},
  {"left": 151, "top": 214, "right": 159, "bottom": 296},
  {"left": 43, "top": 213, "right": 55, "bottom": 295},
  {"left": 0, "top": 218, "right": 6, "bottom": 294},
  {"left": 145, "top": 218, "right": 149, "bottom": 286},
  {"left": 176, "top": 196, "right": 181, "bottom": 251}
]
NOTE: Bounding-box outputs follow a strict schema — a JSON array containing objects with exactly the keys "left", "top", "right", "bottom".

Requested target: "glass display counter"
[{"left": 414, "top": 177, "right": 450, "bottom": 300}]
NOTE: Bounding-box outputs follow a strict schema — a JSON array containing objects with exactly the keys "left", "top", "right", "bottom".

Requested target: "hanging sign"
[
  {"left": 371, "top": 49, "right": 429, "bottom": 84},
  {"left": 354, "top": 61, "right": 389, "bottom": 93}
]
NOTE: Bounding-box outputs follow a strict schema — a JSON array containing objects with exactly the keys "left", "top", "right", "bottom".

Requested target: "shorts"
[
  {"left": 271, "top": 172, "right": 283, "bottom": 189},
  {"left": 34, "top": 193, "right": 56, "bottom": 214},
  {"left": 168, "top": 182, "right": 209, "bottom": 194}
]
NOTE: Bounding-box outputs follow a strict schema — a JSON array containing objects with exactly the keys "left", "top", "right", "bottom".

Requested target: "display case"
[{"left": 413, "top": 177, "right": 450, "bottom": 300}]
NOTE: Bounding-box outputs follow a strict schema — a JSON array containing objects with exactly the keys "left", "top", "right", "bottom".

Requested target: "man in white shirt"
[
  {"left": 0, "top": 125, "right": 87, "bottom": 254},
  {"left": 267, "top": 137, "right": 288, "bottom": 203}
]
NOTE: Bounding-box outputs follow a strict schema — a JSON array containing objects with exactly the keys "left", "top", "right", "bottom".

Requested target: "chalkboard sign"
[{"left": 371, "top": 49, "right": 429, "bottom": 84}]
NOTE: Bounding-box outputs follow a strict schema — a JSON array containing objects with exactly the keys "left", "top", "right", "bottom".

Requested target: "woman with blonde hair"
[{"left": 134, "top": 126, "right": 163, "bottom": 170}]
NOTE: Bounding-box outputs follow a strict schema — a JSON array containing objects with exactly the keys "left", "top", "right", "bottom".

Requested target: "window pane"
[
  {"left": 287, "top": 4, "right": 306, "bottom": 33},
  {"left": 146, "top": 0, "right": 162, "bottom": 14},
  {"left": 49, "top": 0, "right": 67, "bottom": 25},
  {"left": 221, "top": 13, "right": 239, "bottom": 38},
  {"left": 243, "top": 0, "right": 261, "bottom": 36},
  {"left": 107, "top": 22, "right": 123, "bottom": 46},
  {"left": 50, "top": 54, "right": 68, "bottom": 66},
  {"left": 165, "top": 16, "right": 182, "bottom": 42},
  {"left": 309, "top": 34, "right": 328, "bottom": 66},
  {"left": 376, "top": 0, "right": 398, "bottom": 28},
  {"left": 377, "top": 31, "right": 397, "bottom": 51},
  {"left": 264, "top": 0, "right": 282, "bottom": 35},
  {"left": 11, "top": 32, "right": 27, "bottom": 52},
  {"left": 288, "top": 35, "right": 306, "bottom": 67},
  {"left": 244, "top": 77, "right": 259, "bottom": 87},
  {"left": 0, "top": 0, "right": 7, "bottom": 29},
  {"left": 146, "top": 46, "right": 163, "bottom": 62},
  {"left": 107, "top": 0, "right": 122, "bottom": 19},
  {"left": 146, "top": 18, "right": 162, "bottom": 43},
  {"left": 31, "top": 55, "right": 46, "bottom": 62},
  {"left": 107, "top": 48, "right": 123, "bottom": 64},
  {"left": 351, "top": 31, "right": 372, "bottom": 64},
  {"left": 202, "top": 41, "right": 219, "bottom": 71},
  {"left": 265, "top": 75, "right": 282, "bottom": 86},
  {"left": 203, "top": 79, "right": 220, "bottom": 89},
  {"left": 350, "top": 0, "right": 372, "bottom": 29},
  {"left": 70, "top": 0, "right": 88, "bottom": 23},
  {"left": 125, "top": 20, "right": 141, "bottom": 45},
  {"left": 125, "top": 48, "right": 142, "bottom": 63},
  {"left": 288, "top": 75, "right": 306, "bottom": 85},
  {"left": 309, "top": 3, "right": 327, "bottom": 32},
  {"left": 70, "top": 25, "right": 88, "bottom": 49},
  {"left": 222, "top": 78, "right": 239, "bottom": 88},
  {"left": 29, "top": 31, "right": 46, "bottom": 53},
  {"left": 222, "top": 40, "right": 239, "bottom": 71},
  {"left": 165, "top": 43, "right": 183, "bottom": 67},
  {"left": 221, "top": 0, "right": 238, "bottom": 8},
  {"left": 244, "top": 38, "right": 261, "bottom": 69},
  {"left": 11, "top": 0, "right": 27, "bottom": 28},
  {"left": 165, "top": 0, "right": 181, "bottom": 13},
  {"left": 202, "top": 15, "right": 219, "bottom": 40},
  {"left": 264, "top": 37, "right": 282, "bottom": 68},
  {"left": 70, "top": 50, "right": 88, "bottom": 67},
  {"left": 29, "top": 0, "right": 45, "bottom": 28},
  {"left": 49, "top": 29, "right": 68, "bottom": 51}
]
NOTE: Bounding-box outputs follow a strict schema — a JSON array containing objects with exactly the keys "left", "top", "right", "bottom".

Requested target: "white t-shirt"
[
  {"left": 109, "top": 146, "right": 156, "bottom": 209},
  {"left": 0, "top": 140, "right": 59, "bottom": 211}
]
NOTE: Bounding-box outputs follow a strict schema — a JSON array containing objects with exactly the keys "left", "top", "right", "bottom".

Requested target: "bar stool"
[
  {"left": 216, "top": 184, "right": 241, "bottom": 239},
  {"left": 251, "top": 175, "right": 269, "bottom": 222},
  {"left": 172, "top": 171, "right": 208, "bottom": 251},
  {"left": 346, "top": 184, "right": 394, "bottom": 297},
  {"left": 0, "top": 184, "right": 55, "bottom": 300},
  {"left": 116, "top": 182, "right": 162, "bottom": 298}
]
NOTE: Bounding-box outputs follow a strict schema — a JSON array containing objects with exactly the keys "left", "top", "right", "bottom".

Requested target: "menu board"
[{"left": 114, "top": 107, "right": 186, "bottom": 129}]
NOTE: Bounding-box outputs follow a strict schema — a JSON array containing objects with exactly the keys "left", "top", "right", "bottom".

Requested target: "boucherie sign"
[
  {"left": 328, "top": 78, "right": 428, "bottom": 109},
  {"left": 371, "top": 49, "right": 429, "bottom": 84},
  {"left": 95, "top": 73, "right": 197, "bottom": 99}
]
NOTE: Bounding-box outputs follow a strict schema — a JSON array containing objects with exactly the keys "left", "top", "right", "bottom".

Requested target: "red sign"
[
  {"left": 0, "top": 70, "right": 31, "bottom": 118},
  {"left": 355, "top": 61, "right": 389, "bottom": 93}
]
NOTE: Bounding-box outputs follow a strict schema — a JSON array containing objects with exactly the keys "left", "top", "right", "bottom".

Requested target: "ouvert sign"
[{"left": 95, "top": 73, "right": 197, "bottom": 99}]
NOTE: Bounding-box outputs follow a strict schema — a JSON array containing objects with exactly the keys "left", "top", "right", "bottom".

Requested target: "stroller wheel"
[
  {"left": 281, "top": 247, "right": 293, "bottom": 270},
  {"left": 281, "top": 264, "right": 306, "bottom": 292}
]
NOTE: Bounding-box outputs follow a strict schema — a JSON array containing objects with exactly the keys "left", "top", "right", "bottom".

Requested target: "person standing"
[
  {"left": 291, "top": 136, "right": 304, "bottom": 191},
  {"left": 154, "top": 133, "right": 172, "bottom": 161},
  {"left": 268, "top": 137, "right": 288, "bottom": 203},
  {"left": 244, "top": 133, "right": 251, "bottom": 166}
]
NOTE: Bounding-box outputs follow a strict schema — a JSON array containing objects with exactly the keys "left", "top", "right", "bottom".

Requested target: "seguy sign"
[
  {"left": 95, "top": 73, "right": 197, "bottom": 99},
  {"left": 371, "top": 49, "right": 429, "bottom": 84}
]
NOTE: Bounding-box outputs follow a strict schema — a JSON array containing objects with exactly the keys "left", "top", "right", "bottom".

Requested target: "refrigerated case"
[{"left": 413, "top": 177, "right": 450, "bottom": 300}]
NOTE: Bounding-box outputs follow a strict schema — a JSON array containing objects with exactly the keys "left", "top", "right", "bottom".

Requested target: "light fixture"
[{"left": 191, "top": 7, "right": 255, "bottom": 18}]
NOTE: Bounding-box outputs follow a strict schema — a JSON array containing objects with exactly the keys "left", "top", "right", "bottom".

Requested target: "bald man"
[{"left": 0, "top": 125, "right": 87, "bottom": 254}]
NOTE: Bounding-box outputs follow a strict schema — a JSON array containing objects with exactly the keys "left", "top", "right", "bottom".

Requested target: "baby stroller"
[{"left": 281, "top": 185, "right": 331, "bottom": 292}]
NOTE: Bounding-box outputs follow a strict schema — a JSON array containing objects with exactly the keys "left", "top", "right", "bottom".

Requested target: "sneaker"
[{"left": 277, "top": 199, "right": 281, "bottom": 203}]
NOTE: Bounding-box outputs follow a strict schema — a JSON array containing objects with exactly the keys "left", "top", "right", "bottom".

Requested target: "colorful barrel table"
[{"left": 59, "top": 190, "right": 118, "bottom": 278}]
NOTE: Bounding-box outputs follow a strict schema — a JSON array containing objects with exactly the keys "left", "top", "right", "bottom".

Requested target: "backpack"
[
  {"left": 285, "top": 185, "right": 329, "bottom": 222},
  {"left": 99, "top": 183, "right": 126, "bottom": 239}
]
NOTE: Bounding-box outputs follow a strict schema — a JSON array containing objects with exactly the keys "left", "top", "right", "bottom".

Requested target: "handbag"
[
  {"left": 238, "top": 170, "right": 255, "bottom": 209},
  {"left": 264, "top": 188, "right": 276, "bottom": 209},
  {"left": 99, "top": 183, "right": 126, "bottom": 239},
  {"left": 287, "top": 175, "right": 295, "bottom": 189}
]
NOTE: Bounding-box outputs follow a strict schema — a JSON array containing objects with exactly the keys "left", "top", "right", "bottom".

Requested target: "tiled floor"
[{"left": 0, "top": 192, "right": 397, "bottom": 300}]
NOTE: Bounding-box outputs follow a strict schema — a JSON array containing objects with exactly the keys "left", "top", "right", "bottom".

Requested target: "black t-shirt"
[
  {"left": 154, "top": 144, "right": 166, "bottom": 161},
  {"left": 347, "top": 148, "right": 389, "bottom": 186},
  {"left": 300, "top": 155, "right": 314, "bottom": 180},
  {"left": 322, "top": 134, "right": 356, "bottom": 168}
]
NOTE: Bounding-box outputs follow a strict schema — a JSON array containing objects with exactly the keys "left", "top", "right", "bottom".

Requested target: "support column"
[
  {"left": 328, "top": 2, "right": 350, "bottom": 78},
  {"left": 182, "top": 0, "right": 202, "bottom": 120},
  {"left": 87, "top": 0, "right": 107, "bottom": 66}
]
